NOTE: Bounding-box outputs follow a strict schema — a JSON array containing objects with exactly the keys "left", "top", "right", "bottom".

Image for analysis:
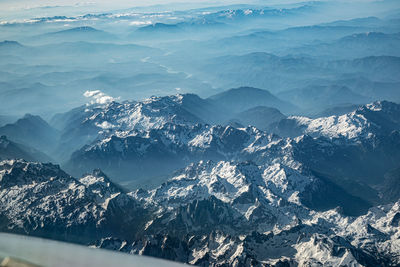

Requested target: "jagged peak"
[
  {"left": 80, "top": 169, "right": 111, "bottom": 185},
  {"left": 284, "top": 101, "right": 400, "bottom": 140},
  {"left": 0, "top": 158, "right": 61, "bottom": 171},
  {"left": 362, "top": 100, "right": 399, "bottom": 112},
  {"left": 0, "top": 159, "right": 70, "bottom": 187},
  {"left": 79, "top": 168, "right": 127, "bottom": 195}
]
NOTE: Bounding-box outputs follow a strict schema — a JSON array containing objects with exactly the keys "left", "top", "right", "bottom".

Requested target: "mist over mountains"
[{"left": 0, "top": 0, "right": 400, "bottom": 266}]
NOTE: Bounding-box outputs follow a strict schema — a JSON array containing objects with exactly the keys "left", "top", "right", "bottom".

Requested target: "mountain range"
[
  {"left": 0, "top": 92, "right": 399, "bottom": 266},
  {"left": 1, "top": 1, "right": 400, "bottom": 265}
]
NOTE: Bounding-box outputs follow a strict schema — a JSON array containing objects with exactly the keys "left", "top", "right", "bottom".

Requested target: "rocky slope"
[
  {"left": 2, "top": 97, "right": 397, "bottom": 266},
  {"left": 0, "top": 159, "right": 399, "bottom": 266},
  {"left": 271, "top": 100, "right": 400, "bottom": 139},
  {"left": 0, "top": 114, "right": 59, "bottom": 156},
  {"left": 66, "top": 99, "right": 400, "bottom": 205},
  {"left": 0, "top": 160, "right": 148, "bottom": 243},
  {"left": 52, "top": 93, "right": 226, "bottom": 161},
  {"left": 0, "top": 135, "right": 52, "bottom": 162}
]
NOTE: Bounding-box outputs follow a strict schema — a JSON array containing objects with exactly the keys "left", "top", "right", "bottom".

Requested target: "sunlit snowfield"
[{"left": 0, "top": 0, "right": 400, "bottom": 266}]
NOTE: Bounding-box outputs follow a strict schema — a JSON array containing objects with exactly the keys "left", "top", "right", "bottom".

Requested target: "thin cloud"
[{"left": 84, "top": 90, "right": 119, "bottom": 105}]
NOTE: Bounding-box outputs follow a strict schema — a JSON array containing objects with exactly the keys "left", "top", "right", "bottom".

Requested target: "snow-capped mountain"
[
  {"left": 53, "top": 89, "right": 294, "bottom": 161},
  {"left": 268, "top": 102, "right": 400, "bottom": 198},
  {"left": 51, "top": 94, "right": 201, "bottom": 161},
  {"left": 65, "top": 98, "right": 400, "bottom": 200},
  {"left": 56, "top": 92, "right": 285, "bottom": 182},
  {"left": 4, "top": 96, "right": 398, "bottom": 266},
  {"left": 1, "top": 159, "right": 399, "bottom": 266},
  {"left": 1, "top": 0, "right": 400, "bottom": 265},
  {"left": 272, "top": 100, "right": 400, "bottom": 140},
  {"left": 0, "top": 159, "right": 147, "bottom": 243},
  {"left": 55, "top": 93, "right": 225, "bottom": 137},
  {"left": 66, "top": 123, "right": 285, "bottom": 184},
  {"left": 51, "top": 93, "right": 231, "bottom": 161}
]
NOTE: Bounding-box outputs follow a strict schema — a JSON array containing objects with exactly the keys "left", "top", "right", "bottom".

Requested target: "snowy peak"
[
  {"left": 140, "top": 159, "right": 312, "bottom": 225},
  {"left": 0, "top": 159, "right": 145, "bottom": 241},
  {"left": 121, "top": 94, "right": 204, "bottom": 131},
  {"left": 274, "top": 101, "right": 400, "bottom": 139},
  {"left": 79, "top": 169, "right": 124, "bottom": 195},
  {"left": 74, "top": 94, "right": 206, "bottom": 135},
  {"left": 52, "top": 94, "right": 212, "bottom": 161},
  {"left": 360, "top": 100, "right": 400, "bottom": 132},
  {"left": 148, "top": 160, "right": 264, "bottom": 205},
  {"left": 0, "top": 159, "right": 70, "bottom": 188},
  {"left": 66, "top": 123, "right": 284, "bottom": 181}
]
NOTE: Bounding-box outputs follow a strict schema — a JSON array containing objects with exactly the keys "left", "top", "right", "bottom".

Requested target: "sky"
[
  {"left": 0, "top": 0, "right": 253, "bottom": 20},
  {"left": 0, "top": 0, "right": 252, "bottom": 11},
  {"left": 0, "top": 0, "right": 325, "bottom": 14},
  {"left": 0, "top": 0, "right": 390, "bottom": 22}
]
